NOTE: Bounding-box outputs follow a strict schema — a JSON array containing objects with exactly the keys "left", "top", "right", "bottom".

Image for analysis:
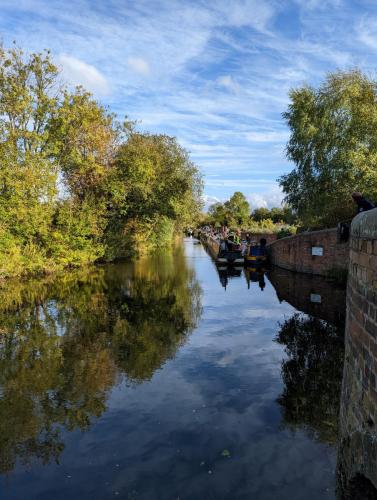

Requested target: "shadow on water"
[{"left": 0, "top": 244, "right": 202, "bottom": 475}]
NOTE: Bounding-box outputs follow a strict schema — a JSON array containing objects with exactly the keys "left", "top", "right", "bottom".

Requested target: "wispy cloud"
[
  {"left": 127, "top": 57, "right": 151, "bottom": 76},
  {"left": 1, "top": 0, "right": 376, "bottom": 206},
  {"left": 58, "top": 54, "right": 110, "bottom": 96}
]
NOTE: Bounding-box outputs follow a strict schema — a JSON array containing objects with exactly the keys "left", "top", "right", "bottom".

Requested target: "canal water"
[{"left": 0, "top": 238, "right": 346, "bottom": 500}]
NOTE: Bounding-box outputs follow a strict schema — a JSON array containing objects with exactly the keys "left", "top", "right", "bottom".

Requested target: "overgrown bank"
[{"left": 0, "top": 45, "right": 202, "bottom": 278}]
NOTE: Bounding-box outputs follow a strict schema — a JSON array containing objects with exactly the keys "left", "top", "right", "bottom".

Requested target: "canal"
[{"left": 0, "top": 238, "right": 347, "bottom": 500}]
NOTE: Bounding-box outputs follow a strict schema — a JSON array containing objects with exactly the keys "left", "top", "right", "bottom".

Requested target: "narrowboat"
[
  {"left": 217, "top": 239, "right": 244, "bottom": 265},
  {"left": 244, "top": 241, "right": 267, "bottom": 266}
]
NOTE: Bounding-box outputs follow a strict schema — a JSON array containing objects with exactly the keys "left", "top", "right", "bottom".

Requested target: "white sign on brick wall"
[
  {"left": 310, "top": 293, "right": 322, "bottom": 303},
  {"left": 311, "top": 246, "right": 324, "bottom": 256}
]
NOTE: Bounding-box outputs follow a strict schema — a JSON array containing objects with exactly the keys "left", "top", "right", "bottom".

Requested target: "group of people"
[{"left": 200, "top": 225, "right": 267, "bottom": 258}]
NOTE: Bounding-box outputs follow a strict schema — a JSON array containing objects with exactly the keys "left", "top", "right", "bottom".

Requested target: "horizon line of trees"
[
  {"left": 206, "top": 191, "right": 297, "bottom": 228},
  {"left": 0, "top": 44, "right": 203, "bottom": 278}
]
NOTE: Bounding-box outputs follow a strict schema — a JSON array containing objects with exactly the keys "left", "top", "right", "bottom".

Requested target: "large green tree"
[
  {"left": 105, "top": 132, "right": 203, "bottom": 258},
  {"left": 0, "top": 45, "right": 59, "bottom": 274},
  {"left": 207, "top": 191, "right": 250, "bottom": 226},
  {"left": 224, "top": 191, "right": 250, "bottom": 225},
  {"left": 280, "top": 69, "right": 377, "bottom": 228}
]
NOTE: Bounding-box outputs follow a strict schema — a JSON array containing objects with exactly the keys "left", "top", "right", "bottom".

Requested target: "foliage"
[
  {"left": 280, "top": 69, "right": 377, "bottom": 228},
  {"left": 208, "top": 191, "right": 250, "bottom": 226},
  {"left": 252, "top": 206, "right": 296, "bottom": 224},
  {"left": 276, "top": 226, "right": 295, "bottom": 239},
  {"left": 0, "top": 44, "right": 202, "bottom": 277},
  {"left": 0, "top": 245, "right": 202, "bottom": 472},
  {"left": 105, "top": 132, "right": 202, "bottom": 258}
]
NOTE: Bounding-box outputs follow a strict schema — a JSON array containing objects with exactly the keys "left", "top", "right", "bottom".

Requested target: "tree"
[
  {"left": 0, "top": 43, "right": 203, "bottom": 276},
  {"left": 104, "top": 132, "right": 203, "bottom": 258},
  {"left": 0, "top": 45, "right": 60, "bottom": 274},
  {"left": 224, "top": 191, "right": 250, "bottom": 225},
  {"left": 280, "top": 69, "right": 377, "bottom": 228},
  {"left": 252, "top": 207, "right": 271, "bottom": 221},
  {"left": 208, "top": 202, "right": 227, "bottom": 225}
]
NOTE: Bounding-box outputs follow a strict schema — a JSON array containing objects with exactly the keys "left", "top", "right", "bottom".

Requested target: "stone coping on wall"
[
  {"left": 351, "top": 208, "right": 377, "bottom": 240},
  {"left": 267, "top": 227, "right": 338, "bottom": 246}
]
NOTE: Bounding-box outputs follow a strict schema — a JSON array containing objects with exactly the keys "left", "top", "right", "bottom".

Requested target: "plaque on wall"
[
  {"left": 311, "top": 246, "right": 323, "bottom": 256},
  {"left": 310, "top": 293, "right": 322, "bottom": 304}
]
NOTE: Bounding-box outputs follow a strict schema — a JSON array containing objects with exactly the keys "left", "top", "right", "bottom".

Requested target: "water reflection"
[
  {"left": 268, "top": 267, "right": 346, "bottom": 326},
  {"left": 0, "top": 246, "right": 202, "bottom": 474},
  {"left": 216, "top": 265, "right": 243, "bottom": 289},
  {"left": 244, "top": 266, "right": 266, "bottom": 291},
  {"left": 211, "top": 260, "right": 346, "bottom": 445},
  {"left": 2, "top": 239, "right": 367, "bottom": 499},
  {"left": 275, "top": 314, "right": 344, "bottom": 444}
]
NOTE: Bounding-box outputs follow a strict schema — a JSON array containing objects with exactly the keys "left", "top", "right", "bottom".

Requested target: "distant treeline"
[
  {"left": 206, "top": 191, "right": 296, "bottom": 230},
  {"left": 0, "top": 45, "right": 202, "bottom": 277}
]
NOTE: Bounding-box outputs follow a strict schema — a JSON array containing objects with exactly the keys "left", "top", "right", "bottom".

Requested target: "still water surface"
[{"left": 0, "top": 239, "right": 345, "bottom": 500}]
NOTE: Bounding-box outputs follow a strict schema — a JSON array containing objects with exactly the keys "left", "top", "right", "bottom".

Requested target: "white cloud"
[
  {"left": 58, "top": 54, "right": 109, "bottom": 96},
  {"left": 246, "top": 131, "right": 289, "bottom": 143},
  {"left": 247, "top": 186, "right": 284, "bottom": 209},
  {"left": 294, "top": 0, "right": 342, "bottom": 9},
  {"left": 212, "top": 0, "right": 276, "bottom": 32},
  {"left": 1, "top": 0, "right": 374, "bottom": 202},
  {"left": 127, "top": 57, "right": 150, "bottom": 76},
  {"left": 203, "top": 194, "right": 221, "bottom": 211}
]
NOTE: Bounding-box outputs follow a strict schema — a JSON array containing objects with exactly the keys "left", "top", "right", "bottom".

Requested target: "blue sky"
[{"left": 1, "top": 0, "right": 377, "bottom": 209}]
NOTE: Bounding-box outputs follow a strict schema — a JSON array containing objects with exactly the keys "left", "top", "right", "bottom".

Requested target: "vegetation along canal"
[{"left": 0, "top": 238, "right": 348, "bottom": 500}]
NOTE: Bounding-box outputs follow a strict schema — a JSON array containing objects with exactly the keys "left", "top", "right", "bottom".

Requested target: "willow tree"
[{"left": 280, "top": 70, "right": 377, "bottom": 228}]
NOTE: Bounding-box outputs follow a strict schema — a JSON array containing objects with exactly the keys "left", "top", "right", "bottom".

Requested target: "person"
[
  {"left": 259, "top": 238, "right": 267, "bottom": 256},
  {"left": 352, "top": 192, "right": 375, "bottom": 214}
]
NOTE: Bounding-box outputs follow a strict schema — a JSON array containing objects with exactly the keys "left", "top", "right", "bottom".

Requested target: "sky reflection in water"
[{"left": 0, "top": 239, "right": 345, "bottom": 500}]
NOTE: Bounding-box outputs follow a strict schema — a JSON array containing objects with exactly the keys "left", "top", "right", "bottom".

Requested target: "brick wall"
[
  {"left": 337, "top": 208, "right": 377, "bottom": 495},
  {"left": 241, "top": 232, "right": 277, "bottom": 244},
  {"left": 267, "top": 227, "right": 349, "bottom": 276}
]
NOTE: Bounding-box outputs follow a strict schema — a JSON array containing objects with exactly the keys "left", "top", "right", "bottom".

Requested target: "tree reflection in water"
[
  {"left": 275, "top": 313, "right": 344, "bottom": 444},
  {"left": 0, "top": 245, "right": 202, "bottom": 473}
]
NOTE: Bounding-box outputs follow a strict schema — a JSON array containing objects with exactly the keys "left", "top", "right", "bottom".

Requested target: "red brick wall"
[
  {"left": 241, "top": 232, "right": 277, "bottom": 244},
  {"left": 267, "top": 228, "right": 349, "bottom": 276},
  {"left": 337, "top": 208, "right": 377, "bottom": 494}
]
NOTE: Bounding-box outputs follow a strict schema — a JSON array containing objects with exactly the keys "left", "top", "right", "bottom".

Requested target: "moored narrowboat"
[
  {"left": 244, "top": 239, "right": 267, "bottom": 266},
  {"left": 217, "top": 238, "right": 244, "bottom": 264}
]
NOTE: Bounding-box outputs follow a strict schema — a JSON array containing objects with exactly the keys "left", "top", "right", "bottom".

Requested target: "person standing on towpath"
[{"left": 352, "top": 192, "right": 375, "bottom": 214}]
